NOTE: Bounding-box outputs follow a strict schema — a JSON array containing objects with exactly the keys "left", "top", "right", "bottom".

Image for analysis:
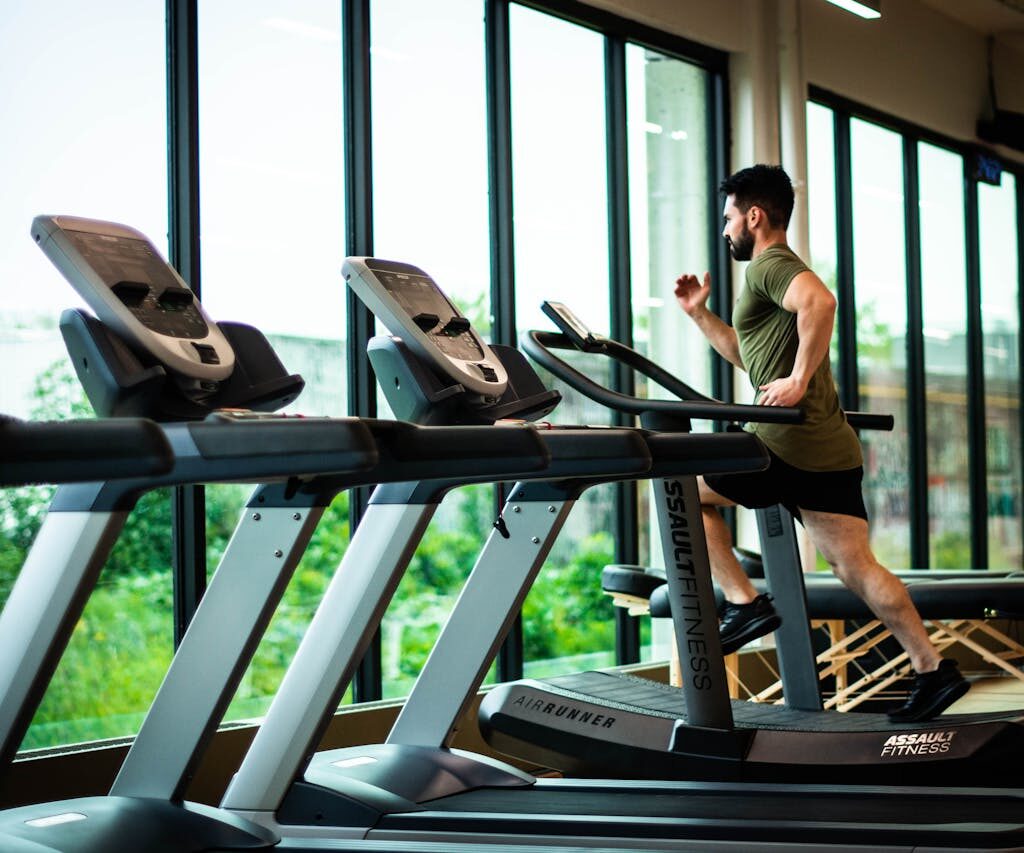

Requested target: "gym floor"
[{"left": 953, "top": 674, "right": 1024, "bottom": 715}]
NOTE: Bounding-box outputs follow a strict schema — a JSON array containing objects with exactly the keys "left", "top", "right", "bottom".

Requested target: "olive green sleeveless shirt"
[{"left": 733, "top": 245, "right": 861, "bottom": 472}]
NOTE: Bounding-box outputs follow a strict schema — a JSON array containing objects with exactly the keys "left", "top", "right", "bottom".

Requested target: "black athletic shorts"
[{"left": 703, "top": 447, "right": 868, "bottom": 523}]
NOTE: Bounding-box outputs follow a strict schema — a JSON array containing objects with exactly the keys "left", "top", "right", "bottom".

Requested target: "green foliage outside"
[
  {"left": 523, "top": 531, "right": 615, "bottom": 662},
  {"left": 6, "top": 358, "right": 620, "bottom": 749}
]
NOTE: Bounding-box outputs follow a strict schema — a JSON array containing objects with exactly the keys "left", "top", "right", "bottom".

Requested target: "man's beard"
[{"left": 727, "top": 226, "right": 755, "bottom": 261}]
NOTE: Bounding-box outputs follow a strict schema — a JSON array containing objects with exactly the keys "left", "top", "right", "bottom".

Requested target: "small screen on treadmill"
[
  {"left": 377, "top": 270, "right": 484, "bottom": 361},
  {"left": 65, "top": 229, "right": 183, "bottom": 295}
]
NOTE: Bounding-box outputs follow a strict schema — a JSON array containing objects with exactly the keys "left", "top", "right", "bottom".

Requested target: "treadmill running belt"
[{"left": 544, "top": 670, "right": 1021, "bottom": 731}]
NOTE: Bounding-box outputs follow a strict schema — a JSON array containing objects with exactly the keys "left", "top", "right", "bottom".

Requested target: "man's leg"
[
  {"left": 798, "top": 509, "right": 939, "bottom": 673},
  {"left": 698, "top": 477, "right": 781, "bottom": 653},
  {"left": 799, "top": 509, "right": 969, "bottom": 721},
  {"left": 698, "top": 477, "right": 758, "bottom": 602}
]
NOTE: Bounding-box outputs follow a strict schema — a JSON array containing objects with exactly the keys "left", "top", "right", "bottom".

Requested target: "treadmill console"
[
  {"left": 32, "top": 215, "right": 234, "bottom": 384},
  {"left": 344, "top": 257, "right": 508, "bottom": 398}
]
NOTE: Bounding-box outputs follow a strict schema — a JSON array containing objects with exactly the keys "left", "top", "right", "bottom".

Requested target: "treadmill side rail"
[
  {"left": 387, "top": 496, "right": 574, "bottom": 748},
  {"left": 111, "top": 503, "right": 327, "bottom": 799},
  {"left": 222, "top": 502, "right": 437, "bottom": 813},
  {"left": 0, "top": 510, "right": 128, "bottom": 767}
]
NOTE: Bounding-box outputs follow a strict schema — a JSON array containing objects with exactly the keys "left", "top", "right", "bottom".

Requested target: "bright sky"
[{"left": 1, "top": 0, "right": 1018, "bottom": 401}]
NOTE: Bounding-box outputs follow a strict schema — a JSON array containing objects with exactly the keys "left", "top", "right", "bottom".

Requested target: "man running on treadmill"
[{"left": 674, "top": 164, "right": 969, "bottom": 723}]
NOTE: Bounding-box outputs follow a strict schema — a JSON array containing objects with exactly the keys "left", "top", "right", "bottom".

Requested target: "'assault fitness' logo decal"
[{"left": 880, "top": 730, "right": 956, "bottom": 758}]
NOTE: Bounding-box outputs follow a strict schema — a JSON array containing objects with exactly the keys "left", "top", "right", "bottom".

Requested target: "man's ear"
[{"left": 747, "top": 205, "right": 762, "bottom": 228}]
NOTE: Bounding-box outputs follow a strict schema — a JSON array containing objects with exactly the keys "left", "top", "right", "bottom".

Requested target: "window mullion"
[
  {"left": 343, "top": 0, "right": 381, "bottom": 702},
  {"left": 833, "top": 110, "right": 860, "bottom": 412},
  {"left": 965, "top": 166, "right": 989, "bottom": 568},
  {"left": 166, "top": 0, "right": 206, "bottom": 647},
  {"left": 604, "top": 34, "right": 639, "bottom": 664},
  {"left": 903, "top": 139, "right": 929, "bottom": 569}
]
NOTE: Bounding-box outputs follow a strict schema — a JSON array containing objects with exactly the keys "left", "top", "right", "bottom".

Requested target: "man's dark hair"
[{"left": 720, "top": 164, "right": 794, "bottom": 229}]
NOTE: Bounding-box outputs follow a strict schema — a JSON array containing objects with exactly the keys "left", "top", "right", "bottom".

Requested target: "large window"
[
  {"left": 918, "top": 143, "right": 970, "bottom": 568},
  {"left": 510, "top": 6, "right": 618, "bottom": 675},
  {"left": 197, "top": 0, "right": 348, "bottom": 722},
  {"left": 1, "top": 1, "right": 728, "bottom": 754},
  {"left": 980, "top": 172, "right": 1022, "bottom": 569},
  {"left": 850, "top": 118, "right": 911, "bottom": 568},
  {"left": 809, "top": 90, "right": 1024, "bottom": 571},
  {"left": 0, "top": 0, "right": 169, "bottom": 748}
]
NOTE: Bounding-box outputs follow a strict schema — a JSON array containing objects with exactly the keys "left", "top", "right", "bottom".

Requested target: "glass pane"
[
  {"left": 918, "top": 143, "right": 969, "bottom": 569},
  {"left": 368, "top": 0, "right": 493, "bottom": 699},
  {"left": 980, "top": 172, "right": 1021, "bottom": 570},
  {"left": 851, "top": 119, "right": 910, "bottom": 568},
  {"left": 510, "top": 6, "right": 615, "bottom": 675},
  {"left": 198, "top": 1, "right": 346, "bottom": 416},
  {"left": 371, "top": 0, "right": 489, "bottom": 332},
  {"left": 806, "top": 102, "right": 841, "bottom": 371},
  {"left": 511, "top": 4, "right": 609, "bottom": 341},
  {"left": 626, "top": 44, "right": 712, "bottom": 398},
  {"left": 198, "top": 1, "right": 349, "bottom": 719},
  {"left": 0, "top": 0, "right": 169, "bottom": 748}
]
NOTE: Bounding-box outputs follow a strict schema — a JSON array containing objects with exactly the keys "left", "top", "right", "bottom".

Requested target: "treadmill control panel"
[
  {"left": 344, "top": 257, "right": 508, "bottom": 397},
  {"left": 32, "top": 215, "right": 234, "bottom": 382}
]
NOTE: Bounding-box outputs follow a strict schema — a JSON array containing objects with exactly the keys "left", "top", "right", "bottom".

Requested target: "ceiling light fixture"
[{"left": 824, "top": 0, "right": 881, "bottom": 19}]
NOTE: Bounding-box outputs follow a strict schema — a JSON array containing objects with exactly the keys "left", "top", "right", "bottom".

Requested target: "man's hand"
[
  {"left": 758, "top": 375, "right": 807, "bottom": 407},
  {"left": 674, "top": 272, "right": 712, "bottom": 317}
]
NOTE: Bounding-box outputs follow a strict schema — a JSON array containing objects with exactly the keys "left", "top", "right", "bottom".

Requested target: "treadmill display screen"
[
  {"left": 377, "top": 270, "right": 485, "bottom": 362},
  {"left": 65, "top": 229, "right": 209, "bottom": 339}
]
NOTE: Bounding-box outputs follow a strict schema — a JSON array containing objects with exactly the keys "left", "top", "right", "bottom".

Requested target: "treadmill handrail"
[
  {"left": 0, "top": 415, "right": 173, "bottom": 486},
  {"left": 522, "top": 330, "right": 802, "bottom": 425},
  {"left": 524, "top": 330, "right": 894, "bottom": 432}
]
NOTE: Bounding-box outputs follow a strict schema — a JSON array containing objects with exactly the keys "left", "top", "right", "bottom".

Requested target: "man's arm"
[
  {"left": 757, "top": 270, "right": 836, "bottom": 407},
  {"left": 674, "top": 272, "right": 745, "bottom": 369}
]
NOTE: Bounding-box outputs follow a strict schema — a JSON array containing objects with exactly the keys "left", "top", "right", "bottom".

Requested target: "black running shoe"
[
  {"left": 718, "top": 593, "right": 782, "bottom": 655},
  {"left": 887, "top": 659, "right": 970, "bottom": 723}
]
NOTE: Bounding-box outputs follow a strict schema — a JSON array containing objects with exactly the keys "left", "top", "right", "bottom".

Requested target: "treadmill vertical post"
[
  {"left": 0, "top": 506, "right": 129, "bottom": 766},
  {"left": 387, "top": 486, "right": 574, "bottom": 748},
  {"left": 651, "top": 475, "right": 735, "bottom": 730},
  {"left": 111, "top": 496, "right": 329, "bottom": 799},
  {"left": 755, "top": 505, "right": 822, "bottom": 711},
  {"left": 221, "top": 500, "right": 437, "bottom": 814},
  {"left": 641, "top": 408, "right": 734, "bottom": 730}
]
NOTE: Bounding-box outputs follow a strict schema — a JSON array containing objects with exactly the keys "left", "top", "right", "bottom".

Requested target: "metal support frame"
[
  {"left": 753, "top": 506, "right": 821, "bottom": 710},
  {"left": 389, "top": 494, "right": 575, "bottom": 747},
  {"left": 113, "top": 499, "right": 328, "bottom": 800},
  {"left": 0, "top": 510, "right": 128, "bottom": 767},
  {"left": 649, "top": 474, "right": 733, "bottom": 729},
  {"left": 222, "top": 502, "right": 437, "bottom": 814}
]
